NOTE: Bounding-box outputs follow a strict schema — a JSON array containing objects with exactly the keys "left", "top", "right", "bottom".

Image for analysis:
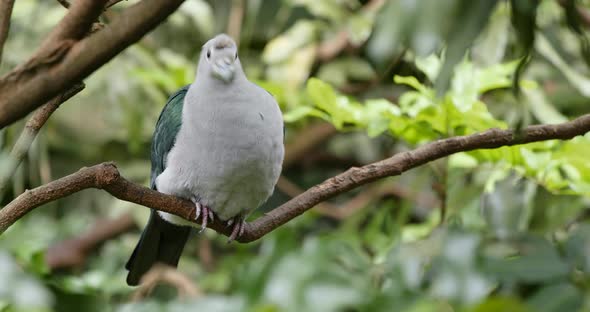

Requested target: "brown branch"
[
  {"left": 276, "top": 176, "right": 341, "bottom": 218},
  {"left": 46, "top": 213, "right": 135, "bottom": 270},
  {"left": 44, "top": 122, "right": 338, "bottom": 262},
  {"left": 42, "top": 0, "right": 108, "bottom": 51},
  {"left": 0, "top": 0, "right": 185, "bottom": 128},
  {"left": 0, "top": 83, "right": 85, "bottom": 195},
  {"left": 278, "top": 175, "right": 439, "bottom": 220},
  {"left": 0, "top": 0, "right": 15, "bottom": 62},
  {"left": 131, "top": 264, "right": 201, "bottom": 300},
  {"left": 1, "top": 115, "right": 590, "bottom": 242}
]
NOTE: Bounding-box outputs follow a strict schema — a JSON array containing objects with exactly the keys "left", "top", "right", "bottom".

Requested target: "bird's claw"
[
  {"left": 191, "top": 196, "right": 214, "bottom": 233},
  {"left": 227, "top": 215, "right": 246, "bottom": 243},
  {"left": 193, "top": 201, "right": 202, "bottom": 220}
]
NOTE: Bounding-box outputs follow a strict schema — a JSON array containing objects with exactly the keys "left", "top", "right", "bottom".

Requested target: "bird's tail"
[{"left": 125, "top": 210, "right": 191, "bottom": 286}]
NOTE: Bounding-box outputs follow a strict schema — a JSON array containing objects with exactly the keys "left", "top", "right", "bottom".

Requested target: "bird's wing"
[
  {"left": 126, "top": 85, "right": 192, "bottom": 285},
  {"left": 150, "top": 84, "right": 190, "bottom": 189}
]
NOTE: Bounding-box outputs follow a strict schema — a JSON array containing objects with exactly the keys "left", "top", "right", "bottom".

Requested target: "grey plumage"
[
  {"left": 125, "top": 34, "right": 284, "bottom": 285},
  {"left": 156, "top": 34, "right": 284, "bottom": 223}
]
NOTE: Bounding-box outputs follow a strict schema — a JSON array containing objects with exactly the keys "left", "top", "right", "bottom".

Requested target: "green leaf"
[
  {"left": 415, "top": 54, "right": 442, "bottom": 82},
  {"left": 317, "top": 57, "right": 376, "bottom": 88},
  {"left": 307, "top": 78, "right": 338, "bottom": 112},
  {"left": 435, "top": 0, "right": 499, "bottom": 94},
  {"left": 394, "top": 76, "right": 432, "bottom": 95},
  {"left": 468, "top": 297, "right": 533, "bottom": 312},
  {"left": 527, "top": 283, "right": 583, "bottom": 312},
  {"left": 564, "top": 224, "right": 590, "bottom": 273},
  {"left": 283, "top": 106, "right": 328, "bottom": 123},
  {"left": 294, "top": 0, "right": 347, "bottom": 22},
  {"left": 347, "top": 12, "right": 374, "bottom": 45},
  {"left": 263, "top": 21, "right": 317, "bottom": 64},
  {"left": 481, "top": 235, "right": 570, "bottom": 283}
]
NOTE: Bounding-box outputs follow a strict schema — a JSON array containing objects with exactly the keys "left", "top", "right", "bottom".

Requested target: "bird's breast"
[{"left": 164, "top": 93, "right": 283, "bottom": 220}]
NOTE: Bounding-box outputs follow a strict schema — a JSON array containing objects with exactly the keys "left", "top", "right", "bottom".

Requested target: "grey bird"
[{"left": 125, "top": 34, "right": 284, "bottom": 286}]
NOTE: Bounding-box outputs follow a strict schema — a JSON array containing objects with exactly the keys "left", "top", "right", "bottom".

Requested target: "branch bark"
[
  {"left": 0, "top": 0, "right": 185, "bottom": 128},
  {"left": 1, "top": 114, "right": 589, "bottom": 242},
  {"left": 0, "top": 0, "right": 15, "bottom": 62}
]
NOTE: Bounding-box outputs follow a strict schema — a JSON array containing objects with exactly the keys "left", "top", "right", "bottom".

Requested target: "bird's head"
[{"left": 199, "top": 34, "right": 240, "bottom": 84}]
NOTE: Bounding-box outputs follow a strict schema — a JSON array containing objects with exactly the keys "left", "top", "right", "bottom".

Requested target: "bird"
[{"left": 125, "top": 34, "right": 284, "bottom": 286}]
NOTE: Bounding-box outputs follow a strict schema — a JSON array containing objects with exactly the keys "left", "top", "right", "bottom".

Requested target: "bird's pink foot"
[
  {"left": 227, "top": 215, "right": 246, "bottom": 243},
  {"left": 191, "top": 196, "right": 214, "bottom": 233}
]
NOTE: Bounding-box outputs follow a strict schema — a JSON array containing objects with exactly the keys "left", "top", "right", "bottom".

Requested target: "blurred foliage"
[{"left": 1, "top": 0, "right": 590, "bottom": 311}]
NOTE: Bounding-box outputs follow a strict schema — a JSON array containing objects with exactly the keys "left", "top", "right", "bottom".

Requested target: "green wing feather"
[
  {"left": 150, "top": 85, "right": 190, "bottom": 189},
  {"left": 126, "top": 85, "right": 192, "bottom": 285}
]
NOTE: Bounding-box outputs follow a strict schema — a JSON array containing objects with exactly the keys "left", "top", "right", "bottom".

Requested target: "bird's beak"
[{"left": 212, "top": 57, "right": 235, "bottom": 83}]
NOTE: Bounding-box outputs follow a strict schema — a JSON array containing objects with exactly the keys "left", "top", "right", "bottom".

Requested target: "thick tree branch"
[
  {"left": 45, "top": 0, "right": 107, "bottom": 45},
  {"left": 0, "top": 0, "right": 15, "bottom": 62},
  {"left": 1, "top": 114, "right": 589, "bottom": 241},
  {"left": 0, "top": 0, "right": 185, "bottom": 128}
]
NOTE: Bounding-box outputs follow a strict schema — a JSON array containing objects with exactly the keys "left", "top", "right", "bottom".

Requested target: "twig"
[
  {"left": 0, "top": 83, "right": 85, "bottom": 195},
  {"left": 0, "top": 0, "right": 186, "bottom": 128},
  {"left": 131, "top": 264, "right": 201, "bottom": 300},
  {"left": 0, "top": 0, "right": 15, "bottom": 62},
  {"left": 46, "top": 212, "right": 135, "bottom": 270},
  {"left": 278, "top": 176, "right": 439, "bottom": 220},
  {"left": 276, "top": 176, "right": 341, "bottom": 219},
  {"left": 1, "top": 114, "right": 589, "bottom": 242}
]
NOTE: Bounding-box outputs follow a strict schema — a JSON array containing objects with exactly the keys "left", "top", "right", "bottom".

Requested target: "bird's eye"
[
  {"left": 234, "top": 52, "right": 238, "bottom": 60},
  {"left": 206, "top": 50, "right": 211, "bottom": 59}
]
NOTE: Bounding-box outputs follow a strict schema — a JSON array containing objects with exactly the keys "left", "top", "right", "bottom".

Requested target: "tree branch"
[
  {"left": 0, "top": 83, "right": 84, "bottom": 195},
  {"left": 0, "top": 0, "right": 15, "bottom": 62},
  {"left": 46, "top": 213, "right": 135, "bottom": 270},
  {"left": 131, "top": 264, "right": 201, "bottom": 300},
  {"left": 0, "top": 0, "right": 185, "bottom": 128},
  {"left": 1, "top": 114, "right": 589, "bottom": 241}
]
